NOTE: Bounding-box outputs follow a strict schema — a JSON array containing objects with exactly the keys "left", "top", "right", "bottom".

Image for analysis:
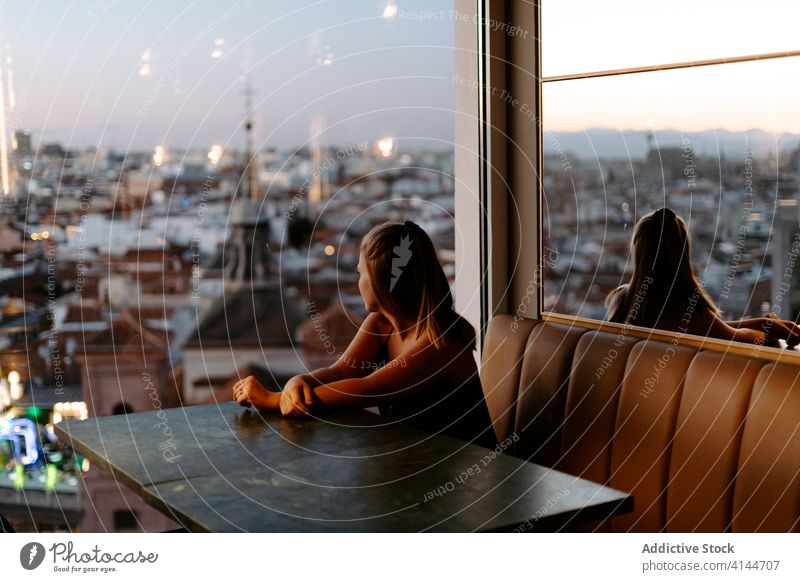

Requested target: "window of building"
[
  {"left": 111, "top": 402, "right": 133, "bottom": 416},
  {"left": 539, "top": 1, "right": 800, "bottom": 332}
]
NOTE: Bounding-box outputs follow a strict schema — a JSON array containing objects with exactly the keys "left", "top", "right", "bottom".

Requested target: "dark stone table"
[{"left": 55, "top": 402, "right": 632, "bottom": 532}]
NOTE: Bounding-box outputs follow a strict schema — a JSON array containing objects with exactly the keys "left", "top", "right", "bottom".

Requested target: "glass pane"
[
  {"left": 1, "top": 0, "right": 457, "bottom": 531},
  {"left": 542, "top": 57, "right": 800, "bottom": 324},
  {"left": 543, "top": 0, "right": 800, "bottom": 78},
  {"left": 3, "top": 0, "right": 455, "bottom": 334}
]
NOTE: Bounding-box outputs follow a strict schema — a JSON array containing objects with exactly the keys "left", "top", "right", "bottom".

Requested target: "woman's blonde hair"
[
  {"left": 360, "top": 220, "right": 476, "bottom": 350},
  {"left": 607, "top": 207, "right": 718, "bottom": 327}
]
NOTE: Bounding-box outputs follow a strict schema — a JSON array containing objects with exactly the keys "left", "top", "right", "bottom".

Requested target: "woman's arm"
[
  {"left": 722, "top": 314, "right": 800, "bottom": 346},
  {"left": 725, "top": 318, "right": 753, "bottom": 329},
  {"left": 705, "top": 314, "right": 766, "bottom": 345},
  {"left": 315, "top": 311, "right": 390, "bottom": 382},
  {"left": 294, "top": 366, "right": 352, "bottom": 389},
  {"left": 278, "top": 312, "right": 391, "bottom": 415},
  {"left": 726, "top": 317, "right": 768, "bottom": 330},
  {"left": 310, "top": 336, "right": 463, "bottom": 409}
]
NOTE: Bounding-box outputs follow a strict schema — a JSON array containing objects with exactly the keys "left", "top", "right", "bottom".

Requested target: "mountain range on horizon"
[{"left": 543, "top": 128, "right": 800, "bottom": 161}]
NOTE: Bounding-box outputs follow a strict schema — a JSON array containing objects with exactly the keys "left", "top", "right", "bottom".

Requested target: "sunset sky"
[
  {"left": 1, "top": 0, "right": 798, "bottom": 150},
  {"left": 0, "top": 0, "right": 454, "bottom": 150},
  {"left": 543, "top": 0, "right": 800, "bottom": 134}
]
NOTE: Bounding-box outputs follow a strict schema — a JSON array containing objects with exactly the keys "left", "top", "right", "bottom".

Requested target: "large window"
[
  {"left": 1, "top": 0, "right": 457, "bottom": 532},
  {"left": 1, "top": 0, "right": 457, "bottom": 383},
  {"left": 541, "top": 1, "right": 800, "bottom": 326}
]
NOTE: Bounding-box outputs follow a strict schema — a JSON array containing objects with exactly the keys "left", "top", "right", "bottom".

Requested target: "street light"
[
  {"left": 377, "top": 137, "right": 395, "bottom": 157},
  {"left": 383, "top": 1, "right": 398, "bottom": 19}
]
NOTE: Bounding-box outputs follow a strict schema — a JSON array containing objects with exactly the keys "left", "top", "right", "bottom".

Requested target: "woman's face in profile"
[{"left": 357, "top": 252, "right": 379, "bottom": 312}]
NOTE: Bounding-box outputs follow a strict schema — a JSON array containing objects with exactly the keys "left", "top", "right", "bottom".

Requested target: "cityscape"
[
  {"left": 5, "top": 120, "right": 800, "bottom": 531},
  {"left": 0, "top": 127, "right": 455, "bottom": 531},
  {"left": 543, "top": 129, "right": 800, "bottom": 323},
  {"left": 0, "top": 0, "right": 460, "bottom": 532}
]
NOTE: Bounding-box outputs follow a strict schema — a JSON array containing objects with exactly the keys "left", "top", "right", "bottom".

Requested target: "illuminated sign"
[{"left": 0, "top": 417, "right": 40, "bottom": 466}]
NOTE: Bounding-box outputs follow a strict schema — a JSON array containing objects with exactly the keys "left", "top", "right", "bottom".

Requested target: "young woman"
[
  {"left": 233, "top": 220, "right": 497, "bottom": 449},
  {"left": 606, "top": 207, "right": 800, "bottom": 347}
]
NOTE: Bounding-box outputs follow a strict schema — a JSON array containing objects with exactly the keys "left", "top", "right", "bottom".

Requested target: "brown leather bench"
[{"left": 480, "top": 315, "right": 800, "bottom": 532}]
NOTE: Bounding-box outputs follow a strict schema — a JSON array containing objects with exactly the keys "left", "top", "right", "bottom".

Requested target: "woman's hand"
[
  {"left": 279, "top": 375, "right": 315, "bottom": 417},
  {"left": 232, "top": 375, "right": 279, "bottom": 410},
  {"left": 762, "top": 314, "right": 800, "bottom": 348}
]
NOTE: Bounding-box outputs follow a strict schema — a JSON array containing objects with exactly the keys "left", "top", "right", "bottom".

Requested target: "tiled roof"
[
  {"left": 295, "top": 301, "right": 363, "bottom": 347},
  {"left": 79, "top": 310, "right": 168, "bottom": 353},
  {"left": 183, "top": 282, "right": 303, "bottom": 349}
]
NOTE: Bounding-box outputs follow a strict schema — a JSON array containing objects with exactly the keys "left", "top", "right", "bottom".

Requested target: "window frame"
[
  {"left": 453, "top": 0, "right": 800, "bottom": 364},
  {"left": 453, "top": 0, "right": 541, "bottom": 354}
]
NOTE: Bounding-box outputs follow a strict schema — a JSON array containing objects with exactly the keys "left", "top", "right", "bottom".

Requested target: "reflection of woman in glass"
[
  {"left": 606, "top": 207, "right": 800, "bottom": 347},
  {"left": 233, "top": 220, "right": 496, "bottom": 448}
]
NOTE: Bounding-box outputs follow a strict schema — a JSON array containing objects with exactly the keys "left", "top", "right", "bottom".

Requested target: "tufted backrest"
[{"left": 479, "top": 315, "right": 800, "bottom": 532}]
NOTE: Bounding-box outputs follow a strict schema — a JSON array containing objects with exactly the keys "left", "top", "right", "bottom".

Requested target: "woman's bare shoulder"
[{"left": 364, "top": 311, "right": 392, "bottom": 335}]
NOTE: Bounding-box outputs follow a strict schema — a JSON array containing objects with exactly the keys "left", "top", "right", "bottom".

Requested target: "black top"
[{"left": 375, "top": 340, "right": 497, "bottom": 450}]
